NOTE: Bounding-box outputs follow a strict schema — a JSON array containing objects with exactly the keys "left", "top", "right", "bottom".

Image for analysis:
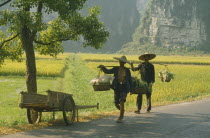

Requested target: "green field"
[
  {"left": 0, "top": 53, "right": 71, "bottom": 129},
  {"left": 1, "top": 53, "right": 210, "bottom": 132}
]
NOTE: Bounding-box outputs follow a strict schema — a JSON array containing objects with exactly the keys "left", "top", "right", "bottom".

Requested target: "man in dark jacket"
[
  {"left": 131, "top": 53, "right": 156, "bottom": 114},
  {"left": 98, "top": 56, "right": 132, "bottom": 123}
]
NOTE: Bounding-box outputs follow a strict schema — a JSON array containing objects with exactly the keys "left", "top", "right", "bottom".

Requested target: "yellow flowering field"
[
  {"left": 80, "top": 53, "right": 210, "bottom": 109},
  {"left": 0, "top": 53, "right": 71, "bottom": 77},
  {"left": 78, "top": 53, "right": 210, "bottom": 65}
]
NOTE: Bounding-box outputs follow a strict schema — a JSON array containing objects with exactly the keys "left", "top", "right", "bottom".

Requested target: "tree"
[{"left": 0, "top": 0, "right": 109, "bottom": 94}]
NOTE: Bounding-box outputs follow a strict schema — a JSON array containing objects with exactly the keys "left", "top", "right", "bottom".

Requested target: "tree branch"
[
  {"left": 0, "top": 33, "right": 20, "bottom": 49},
  {"left": 34, "top": 38, "right": 70, "bottom": 45},
  {"left": 34, "top": 40, "right": 52, "bottom": 45},
  {"left": 0, "top": 0, "right": 12, "bottom": 7},
  {"left": 37, "top": 1, "right": 43, "bottom": 13}
]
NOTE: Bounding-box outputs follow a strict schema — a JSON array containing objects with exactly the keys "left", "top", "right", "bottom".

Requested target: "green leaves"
[
  {"left": 81, "top": 6, "right": 109, "bottom": 49},
  {"left": 0, "top": 0, "right": 109, "bottom": 64},
  {"left": 0, "top": 32, "right": 23, "bottom": 66},
  {"left": 64, "top": 6, "right": 109, "bottom": 49},
  {"left": 88, "top": 6, "right": 101, "bottom": 15},
  {"left": 42, "top": 0, "right": 87, "bottom": 18},
  {"left": 35, "top": 6, "right": 109, "bottom": 54}
]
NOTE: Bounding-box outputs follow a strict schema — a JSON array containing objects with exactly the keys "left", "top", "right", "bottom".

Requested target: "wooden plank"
[
  {"left": 19, "top": 103, "right": 47, "bottom": 108},
  {"left": 75, "top": 103, "right": 99, "bottom": 110},
  {"left": 46, "top": 90, "right": 73, "bottom": 109},
  {"left": 46, "top": 90, "right": 73, "bottom": 97},
  {"left": 20, "top": 92, "right": 47, "bottom": 104},
  {"left": 20, "top": 91, "right": 73, "bottom": 110}
]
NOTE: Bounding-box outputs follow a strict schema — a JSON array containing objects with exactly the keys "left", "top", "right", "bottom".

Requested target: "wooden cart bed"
[{"left": 19, "top": 90, "right": 73, "bottom": 110}]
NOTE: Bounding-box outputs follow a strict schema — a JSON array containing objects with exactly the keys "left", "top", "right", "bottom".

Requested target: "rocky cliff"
[
  {"left": 119, "top": 0, "right": 210, "bottom": 54},
  {"left": 147, "top": 0, "right": 207, "bottom": 48}
]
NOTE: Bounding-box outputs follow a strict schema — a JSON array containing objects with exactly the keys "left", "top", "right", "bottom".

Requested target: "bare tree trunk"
[
  {"left": 25, "top": 42, "right": 37, "bottom": 94},
  {"left": 19, "top": 5, "right": 42, "bottom": 94},
  {"left": 21, "top": 26, "right": 37, "bottom": 94}
]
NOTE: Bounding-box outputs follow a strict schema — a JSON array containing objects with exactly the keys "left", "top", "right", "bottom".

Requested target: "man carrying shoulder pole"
[
  {"left": 130, "top": 53, "right": 156, "bottom": 114},
  {"left": 98, "top": 56, "right": 133, "bottom": 123}
]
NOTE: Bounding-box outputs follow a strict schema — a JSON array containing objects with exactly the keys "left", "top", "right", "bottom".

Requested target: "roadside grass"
[
  {"left": 0, "top": 76, "right": 62, "bottom": 135},
  {"left": 62, "top": 54, "right": 116, "bottom": 114},
  {"left": 0, "top": 53, "right": 71, "bottom": 134}
]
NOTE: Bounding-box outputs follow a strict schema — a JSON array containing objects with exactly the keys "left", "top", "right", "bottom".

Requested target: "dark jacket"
[
  {"left": 101, "top": 66, "right": 133, "bottom": 93},
  {"left": 133, "top": 62, "right": 155, "bottom": 84}
]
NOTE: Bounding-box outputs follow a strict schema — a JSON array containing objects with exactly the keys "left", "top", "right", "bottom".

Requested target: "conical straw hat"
[
  {"left": 139, "top": 53, "right": 156, "bottom": 61},
  {"left": 113, "top": 56, "right": 130, "bottom": 64}
]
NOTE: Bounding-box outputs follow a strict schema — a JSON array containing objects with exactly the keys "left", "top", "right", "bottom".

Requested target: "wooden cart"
[{"left": 19, "top": 90, "right": 99, "bottom": 125}]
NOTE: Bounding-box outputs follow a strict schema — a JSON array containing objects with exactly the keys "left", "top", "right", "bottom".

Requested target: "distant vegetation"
[{"left": 117, "top": 43, "right": 206, "bottom": 56}]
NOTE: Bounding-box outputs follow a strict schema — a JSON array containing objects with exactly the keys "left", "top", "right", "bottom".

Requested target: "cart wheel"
[
  {"left": 63, "top": 96, "right": 76, "bottom": 125},
  {"left": 27, "top": 108, "right": 42, "bottom": 124}
]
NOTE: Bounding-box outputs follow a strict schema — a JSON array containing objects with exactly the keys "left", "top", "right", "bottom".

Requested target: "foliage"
[
  {"left": 132, "top": 77, "right": 148, "bottom": 88},
  {"left": 118, "top": 42, "right": 206, "bottom": 56},
  {"left": 0, "top": 0, "right": 109, "bottom": 93},
  {"left": 0, "top": 1, "right": 109, "bottom": 60},
  {"left": 131, "top": 76, "right": 152, "bottom": 94},
  {"left": 35, "top": 7, "right": 109, "bottom": 56},
  {"left": 0, "top": 31, "right": 22, "bottom": 67}
]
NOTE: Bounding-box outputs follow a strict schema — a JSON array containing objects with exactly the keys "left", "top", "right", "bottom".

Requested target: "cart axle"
[
  {"left": 75, "top": 103, "right": 99, "bottom": 122},
  {"left": 75, "top": 103, "right": 99, "bottom": 110}
]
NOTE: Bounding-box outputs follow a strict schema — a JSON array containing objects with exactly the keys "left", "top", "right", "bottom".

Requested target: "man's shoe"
[
  {"left": 116, "top": 119, "right": 123, "bottom": 123},
  {"left": 146, "top": 110, "right": 151, "bottom": 113},
  {"left": 134, "top": 110, "right": 140, "bottom": 114}
]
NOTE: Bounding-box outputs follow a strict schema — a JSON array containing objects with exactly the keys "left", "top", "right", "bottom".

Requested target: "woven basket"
[
  {"left": 93, "top": 84, "right": 110, "bottom": 91},
  {"left": 160, "top": 77, "right": 171, "bottom": 82},
  {"left": 131, "top": 87, "right": 148, "bottom": 94}
]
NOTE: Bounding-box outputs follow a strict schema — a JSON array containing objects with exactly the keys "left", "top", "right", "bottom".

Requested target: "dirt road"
[{"left": 2, "top": 98, "right": 210, "bottom": 138}]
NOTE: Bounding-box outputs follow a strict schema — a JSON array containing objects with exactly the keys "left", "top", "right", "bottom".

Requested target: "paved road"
[{"left": 2, "top": 98, "right": 210, "bottom": 138}]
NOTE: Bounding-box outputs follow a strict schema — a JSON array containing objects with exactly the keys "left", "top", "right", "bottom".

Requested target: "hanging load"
[
  {"left": 90, "top": 70, "right": 114, "bottom": 91},
  {"left": 158, "top": 64, "right": 175, "bottom": 82},
  {"left": 130, "top": 76, "right": 151, "bottom": 94}
]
